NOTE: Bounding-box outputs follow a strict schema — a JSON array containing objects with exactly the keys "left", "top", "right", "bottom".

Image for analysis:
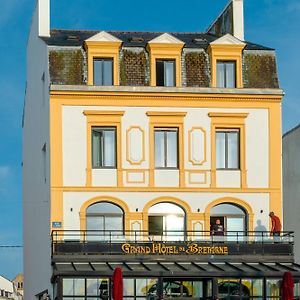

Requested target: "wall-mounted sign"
[
  {"left": 52, "top": 222, "right": 62, "bottom": 228},
  {"left": 53, "top": 241, "right": 293, "bottom": 257},
  {"left": 121, "top": 243, "right": 228, "bottom": 255}
]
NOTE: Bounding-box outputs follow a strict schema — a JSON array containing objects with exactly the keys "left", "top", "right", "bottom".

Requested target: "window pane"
[
  {"left": 266, "top": 279, "right": 281, "bottom": 297},
  {"left": 136, "top": 278, "right": 148, "bottom": 296},
  {"left": 252, "top": 279, "right": 263, "bottom": 297},
  {"left": 149, "top": 216, "right": 163, "bottom": 235},
  {"left": 155, "top": 131, "right": 165, "bottom": 167},
  {"left": 87, "top": 279, "right": 98, "bottom": 296},
  {"left": 149, "top": 203, "right": 185, "bottom": 214},
  {"left": 123, "top": 279, "right": 134, "bottom": 296},
  {"left": 156, "top": 61, "right": 164, "bottom": 86},
  {"left": 74, "top": 279, "right": 85, "bottom": 296},
  {"left": 94, "top": 60, "right": 103, "bottom": 85},
  {"left": 87, "top": 216, "right": 104, "bottom": 231},
  {"left": 63, "top": 278, "right": 74, "bottom": 295},
  {"left": 105, "top": 216, "right": 123, "bottom": 232},
  {"left": 216, "top": 62, "right": 225, "bottom": 88},
  {"left": 166, "top": 131, "right": 178, "bottom": 168},
  {"left": 165, "top": 215, "right": 184, "bottom": 231},
  {"left": 225, "top": 62, "right": 236, "bottom": 88},
  {"left": 103, "top": 130, "right": 116, "bottom": 167},
  {"left": 165, "top": 61, "right": 175, "bottom": 87},
  {"left": 103, "top": 60, "right": 113, "bottom": 85},
  {"left": 92, "top": 130, "right": 101, "bottom": 167},
  {"left": 87, "top": 202, "right": 123, "bottom": 214},
  {"left": 216, "top": 132, "right": 226, "bottom": 168},
  {"left": 227, "top": 132, "right": 239, "bottom": 169}
]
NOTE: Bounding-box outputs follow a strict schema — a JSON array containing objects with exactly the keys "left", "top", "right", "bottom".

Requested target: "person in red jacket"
[{"left": 269, "top": 212, "right": 282, "bottom": 238}]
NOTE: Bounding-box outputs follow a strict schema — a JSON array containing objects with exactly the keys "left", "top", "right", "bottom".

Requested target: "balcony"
[{"left": 51, "top": 230, "right": 294, "bottom": 260}]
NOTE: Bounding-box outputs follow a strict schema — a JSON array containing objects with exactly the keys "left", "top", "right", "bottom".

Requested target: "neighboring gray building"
[{"left": 283, "top": 124, "right": 300, "bottom": 262}]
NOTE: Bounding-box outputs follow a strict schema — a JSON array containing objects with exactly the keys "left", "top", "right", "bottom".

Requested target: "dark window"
[
  {"left": 154, "top": 128, "right": 178, "bottom": 168},
  {"left": 216, "top": 61, "right": 236, "bottom": 88},
  {"left": 216, "top": 130, "right": 240, "bottom": 169},
  {"left": 93, "top": 58, "right": 113, "bottom": 85},
  {"left": 92, "top": 127, "right": 116, "bottom": 168},
  {"left": 156, "top": 60, "right": 175, "bottom": 87}
]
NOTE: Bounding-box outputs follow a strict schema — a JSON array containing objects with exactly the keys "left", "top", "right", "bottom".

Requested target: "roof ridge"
[{"left": 50, "top": 29, "right": 208, "bottom": 35}]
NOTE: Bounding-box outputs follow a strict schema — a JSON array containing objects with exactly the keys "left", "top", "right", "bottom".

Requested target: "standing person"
[
  {"left": 212, "top": 219, "right": 224, "bottom": 236},
  {"left": 269, "top": 212, "right": 282, "bottom": 239}
]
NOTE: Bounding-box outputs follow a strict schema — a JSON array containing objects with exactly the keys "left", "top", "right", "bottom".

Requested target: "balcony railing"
[{"left": 51, "top": 230, "right": 294, "bottom": 257}]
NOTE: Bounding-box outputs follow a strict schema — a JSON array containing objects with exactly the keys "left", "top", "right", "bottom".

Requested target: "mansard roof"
[{"left": 44, "top": 29, "right": 274, "bottom": 51}]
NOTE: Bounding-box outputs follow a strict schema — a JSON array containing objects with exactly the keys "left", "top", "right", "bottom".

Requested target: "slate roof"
[{"left": 44, "top": 29, "right": 274, "bottom": 51}]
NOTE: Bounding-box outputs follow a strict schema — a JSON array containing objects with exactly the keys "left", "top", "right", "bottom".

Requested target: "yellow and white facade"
[
  {"left": 50, "top": 88, "right": 282, "bottom": 234},
  {"left": 23, "top": 0, "right": 287, "bottom": 300}
]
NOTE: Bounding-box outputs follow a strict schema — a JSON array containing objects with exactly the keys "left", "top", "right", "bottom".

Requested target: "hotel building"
[{"left": 23, "top": 0, "right": 300, "bottom": 299}]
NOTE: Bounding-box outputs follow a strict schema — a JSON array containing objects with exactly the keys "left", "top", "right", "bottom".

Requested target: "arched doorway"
[
  {"left": 86, "top": 202, "right": 124, "bottom": 241},
  {"left": 210, "top": 203, "right": 247, "bottom": 236},
  {"left": 148, "top": 202, "right": 185, "bottom": 240}
]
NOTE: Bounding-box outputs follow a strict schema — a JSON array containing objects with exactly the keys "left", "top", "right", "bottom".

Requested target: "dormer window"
[
  {"left": 93, "top": 58, "right": 113, "bottom": 85},
  {"left": 156, "top": 60, "right": 175, "bottom": 87},
  {"left": 216, "top": 61, "right": 236, "bottom": 88}
]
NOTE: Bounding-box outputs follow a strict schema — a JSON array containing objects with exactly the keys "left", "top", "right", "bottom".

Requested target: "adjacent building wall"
[
  {"left": 283, "top": 124, "right": 300, "bottom": 262},
  {"left": 23, "top": 2, "right": 51, "bottom": 300}
]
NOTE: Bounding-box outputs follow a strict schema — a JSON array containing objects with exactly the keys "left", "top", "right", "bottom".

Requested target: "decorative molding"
[
  {"left": 83, "top": 110, "right": 124, "bottom": 187},
  {"left": 209, "top": 112, "right": 248, "bottom": 188},
  {"left": 126, "top": 126, "right": 145, "bottom": 165},
  {"left": 147, "top": 112, "right": 186, "bottom": 187},
  {"left": 204, "top": 196, "right": 254, "bottom": 232},
  {"left": 146, "top": 111, "right": 187, "bottom": 117},
  {"left": 188, "top": 170, "right": 207, "bottom": 185},
  {"left": 210, "top": 34, "right": 245, "bottom": 46},
  {"left": 188, "top": 127, "right": 207, "bottom": 165},
  {"left": 79, "top": 195, "right": 130, "bottom": 231},
  {"left": 84, "top": 38, "right": 122, "bottom": 85},
  {"left": 83, "top": 110, "right": 125, "bottom": 116},
  {"left": 208, "top": 40, "right": 245, "bottom": 88},
  {"left": 86, "top": 31, "right": 122, "bottom": 43},
  {"left": 148, "top": 33, "right": 184, "bottom": 45},
  {"left": 125, "top": 169, "right": 146, "bottom": 184},
  {"left": 208, "top": 112, "right": 248, "bottom": 118}
]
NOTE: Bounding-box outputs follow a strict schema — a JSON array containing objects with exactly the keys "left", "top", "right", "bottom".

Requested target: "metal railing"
[{"left": 51, "top": 230, "right": 294, "bottom": 244}]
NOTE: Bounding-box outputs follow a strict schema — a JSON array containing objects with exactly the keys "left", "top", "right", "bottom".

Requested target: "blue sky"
[{"left": 0, "top": 0, "right": 299, "bottom": 279}]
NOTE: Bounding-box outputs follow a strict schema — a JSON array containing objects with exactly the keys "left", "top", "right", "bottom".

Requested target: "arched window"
[
  {"left": 210, "top": 203, "right": 247, "bottom": 234},
  {"left": 86, "top": 202, "right": 124, "bottom": 240},
  {"left": 148, "top": 202, "right": 185, "bottom": 240}
]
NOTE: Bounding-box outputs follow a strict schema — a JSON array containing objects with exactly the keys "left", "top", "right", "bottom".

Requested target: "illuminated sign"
[{"left": 121, "top": 243, "right": 229, "bottom": 255}]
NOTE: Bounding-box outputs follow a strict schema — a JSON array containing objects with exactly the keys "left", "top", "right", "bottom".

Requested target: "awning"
[{"left": 52, "top": 260, "right": 300, "bottom": 279}]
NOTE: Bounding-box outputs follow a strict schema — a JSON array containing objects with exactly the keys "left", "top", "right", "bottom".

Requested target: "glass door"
[{"left": 226, "top": 217, "right": 245, "bottom": 241}]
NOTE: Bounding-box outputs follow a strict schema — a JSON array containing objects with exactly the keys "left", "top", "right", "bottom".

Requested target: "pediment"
[
  {"left": 148, "top": 33, "right": 184, "bottom": 44},
  {"left": 86, "top": 31, "right": 122, "bottom": 42},
  {"left": 210, "top": 33, "right": 245, "bottom": 46}
]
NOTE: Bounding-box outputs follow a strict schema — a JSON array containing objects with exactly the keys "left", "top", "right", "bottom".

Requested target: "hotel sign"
[
  {"left": 53, "top": 240, "right": 293, "bottom": 257},
  {"left": 121, "top": 242, "right": 228, "bottom": 255}
]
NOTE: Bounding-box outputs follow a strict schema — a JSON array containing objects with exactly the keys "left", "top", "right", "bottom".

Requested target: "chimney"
[
  {"left": 232, "top": 0, "right": 244, "bottom": 41},
  {"left": 207, "top": 0, "right": 245, "bottom": 41},
  {"left": 38, "top": 0, "right": 50, "bottom": 37}
]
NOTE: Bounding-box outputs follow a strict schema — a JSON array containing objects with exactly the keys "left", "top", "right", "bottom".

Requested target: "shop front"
[{"left": 52, "top": 231, "right": 300, "bottom": 300}]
